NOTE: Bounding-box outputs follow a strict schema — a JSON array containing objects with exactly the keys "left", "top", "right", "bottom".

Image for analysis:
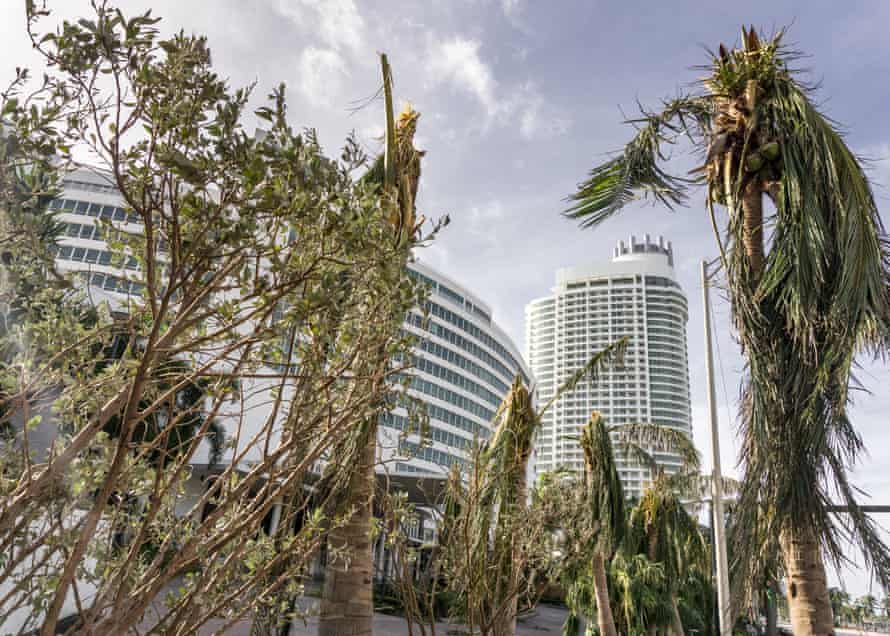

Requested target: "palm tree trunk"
[
  {"left": 591, "top": 551, "right": 617, "bottom": 636},
  {"left": 766, "top": 580, "right": 779, "bottom": 636},
  {"left": 779, "top": 524, "right": 835, "bottom": 636},
  {"left": 318, "top": 432, "right": 376, "bottom": 636},
  {"left": 741, "top": 178, "right": 765, "bottom": 278},
  {"left": 646, "top": 525, "right": 659, "bottom": 636},
  {"left": 670, "top": 594, "right": 684, "bottom": 636}
]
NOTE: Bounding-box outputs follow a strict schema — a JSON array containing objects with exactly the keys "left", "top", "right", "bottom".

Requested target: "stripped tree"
[{"left": 565, "top": 26, "right": 890, "bottom": 635}]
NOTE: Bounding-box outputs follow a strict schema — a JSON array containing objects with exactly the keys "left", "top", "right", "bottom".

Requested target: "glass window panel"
[
  {"left": 72, "top": 247, "right": 85, "bottom": 260},
  {"left": 84, "top": 249, "right": 99, "bottom": 264}
]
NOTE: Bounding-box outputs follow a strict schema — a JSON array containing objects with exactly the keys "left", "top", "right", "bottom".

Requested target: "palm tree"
[
  {"left": 859, "top": 594, "right": 877, "bottom": 620},
  {"left": 443, "top": 340, "right": 627, "bottom": 636},
  {"left": 554, "top": 412, "right": 701, "bottom": 636},
  {"left": 609, "top": 551, "right": 671, "bottom": 636},
  {"left": 626, "top": 476, "right": 709, "bottom": 636},
  {"left": 565, "top": 26, "right": 890, "bottom": 634},
  {"left": 827, "top": 588, "right": 849, "bottom": 626},
  {"left": 557, "top": 412, "right": 625, "bottom": 636},
  {"left": 577, "top": 413, "right": 623, "bottom": 636},
  {"left": 317, "top": 54, "right": 425, "bottom": 636}
]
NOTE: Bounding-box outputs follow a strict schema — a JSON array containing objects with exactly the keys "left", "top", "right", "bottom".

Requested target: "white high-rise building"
[{"left": 525, "top": 235, "right": 692, "bottom": 498}]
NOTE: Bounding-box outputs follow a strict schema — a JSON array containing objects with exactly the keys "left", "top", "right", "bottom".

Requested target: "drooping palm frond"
[
  {"left": 564, "top": 97, "right": 710, "bottom": 229},
  {"left": 630, "top": 480, "right": 709, "bottom": 584},
  {"left": 566, "top": 24, "right": 890, "bottom": 603},
  {"left": 721, "top": 33, "right": 890, "bottom": 588},
  {"left": 610, "top": 421, "right": 701, "bottom": 481},
  {"left": 610, "top": 552, "right": 671, "bottom": 634},
  {"left": 479, "top": 374, "right": 536, "bottom": 510},
  {"left": 579, "top": 412, "right": 625, "bottom": 555}
]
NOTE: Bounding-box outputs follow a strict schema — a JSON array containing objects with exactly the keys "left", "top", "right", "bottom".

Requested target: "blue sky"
[{"left": 3, "top": 0, "right": 890, "bottom": 599}]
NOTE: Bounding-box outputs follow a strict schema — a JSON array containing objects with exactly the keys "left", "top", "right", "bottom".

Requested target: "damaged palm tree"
[
  {"left": 442, "top": 339, "right": 627, "bottom": 636},
  {"left": 555, "top": 413, "right": 701, "bottom": 636},
  {"left": 317, "top": 54, "right": 432, "bottom": 636},
  {"left": 566, "top": 26, "right": 890, "bottom": 635}
]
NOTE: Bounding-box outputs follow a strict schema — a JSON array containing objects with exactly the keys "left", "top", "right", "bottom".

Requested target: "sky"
[{"left": 3, "top": 0, "right": 890, "bottom": 599}]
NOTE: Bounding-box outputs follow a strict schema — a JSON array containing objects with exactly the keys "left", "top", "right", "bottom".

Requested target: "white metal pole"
[{"left": 702, "top": 259, "right": 732, "bottom": 636}]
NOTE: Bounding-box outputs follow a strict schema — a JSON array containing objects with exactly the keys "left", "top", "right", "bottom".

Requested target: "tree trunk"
[
  {"left": 766, "top": 580, "right": 779, "bottom": 636},
  {"left": 318, "top": 431, "right": 376, "bottom": 636},
  {"left": 670, "top": 594, "right": 684, "bottom": 636},
  {"left": 741, "top": 178, "right": 765, "bottom": 279},
  {"left": 647, "top": 524, "right": 658, "bottom": 636},
  {"left": 591, "top": 551, "right": 617, "bottom": 636},
  {"left": 779, "top": 524, "right": 835, "bottom": 636}
]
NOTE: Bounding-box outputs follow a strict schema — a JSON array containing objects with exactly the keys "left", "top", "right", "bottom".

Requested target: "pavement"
[
  {"left": 286, "top": 603, "right": 570, "bottom": 635},
  {"left": 137, "top": 590, "right": 572, "bottom": 635}
]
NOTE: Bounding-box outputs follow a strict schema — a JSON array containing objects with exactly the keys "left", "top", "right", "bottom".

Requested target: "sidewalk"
[
  {"left": 286, "top": 604, "right": 569, "bottom": 635},
  {"left": 138, "top": 588, "right": 571, "bottom": 635}
]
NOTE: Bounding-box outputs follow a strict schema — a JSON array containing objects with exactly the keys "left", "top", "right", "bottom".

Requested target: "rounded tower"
[{"left": 526, "top": 235, "right": 691, "bottom": 498}]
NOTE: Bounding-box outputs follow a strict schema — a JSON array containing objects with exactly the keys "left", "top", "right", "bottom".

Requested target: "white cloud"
[
  {"left": 277, "top": 0, "right": 365, "bottom": 53},
  {"left": 513, "top": 82, "right": 572, "bottom": 140},
  {"left": 465, "top": 200, "right": 507, "bottom": 249},
  {"left": 501, "top": 0, "right": 522, "bottom": 19},
  {"left": 427, "top": 37, "right": 500, "bottom": 116},
  {"left": 426, "top": 37, "right": 570, "bottom": 139},
  {"left": 297, "top": 47, "right": 347, "bottom": 106},
  {"left": 469, "top": 199, "right": 505, "bottom": 226}
]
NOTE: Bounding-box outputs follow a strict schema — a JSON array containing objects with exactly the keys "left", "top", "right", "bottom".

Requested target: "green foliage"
[
  {"left": 0, "top": 3, "right": 432, "bottom": 633},
  {"left": 610, "top": 551, "right": 672, "bottom": 635}
]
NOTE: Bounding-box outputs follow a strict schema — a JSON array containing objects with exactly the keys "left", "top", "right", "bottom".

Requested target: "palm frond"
[
  {"left": 579, "top": 412, "right": 625, "bottom": 554},
  {"left": 730, "top": 59, "right": 890, "bottom": 588},
  {"left": 537, "top": 338, "right": 628, "bottom": 417},
  {"left": 564, "top": 97, "right": 709, "bottom": 229},
  {"left": 611, "top": 422, "right": 701, "bottom": 479}
]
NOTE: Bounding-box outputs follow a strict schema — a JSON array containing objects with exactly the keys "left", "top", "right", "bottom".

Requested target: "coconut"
[
  {"left": 745, "top": 153, "right": 763, "bottom": 172},
  {"left": 761, "top": 141, "right": 780, "bottom": 161}
]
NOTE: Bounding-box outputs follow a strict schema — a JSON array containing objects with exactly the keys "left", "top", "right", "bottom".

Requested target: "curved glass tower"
[
  {"left": 48, "top": 170, "right": 531, "bottom": 481},
  {"left": 526, "top": 235, "right": 692, "bottom": 499},
  {"left": 380, "top": 261, "right": 530, "bottom": 477}
]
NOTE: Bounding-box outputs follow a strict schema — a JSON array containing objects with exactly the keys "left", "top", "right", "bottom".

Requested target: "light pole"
[{"left": 702, "top": 259, "right": 732, "bottom": 636}]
